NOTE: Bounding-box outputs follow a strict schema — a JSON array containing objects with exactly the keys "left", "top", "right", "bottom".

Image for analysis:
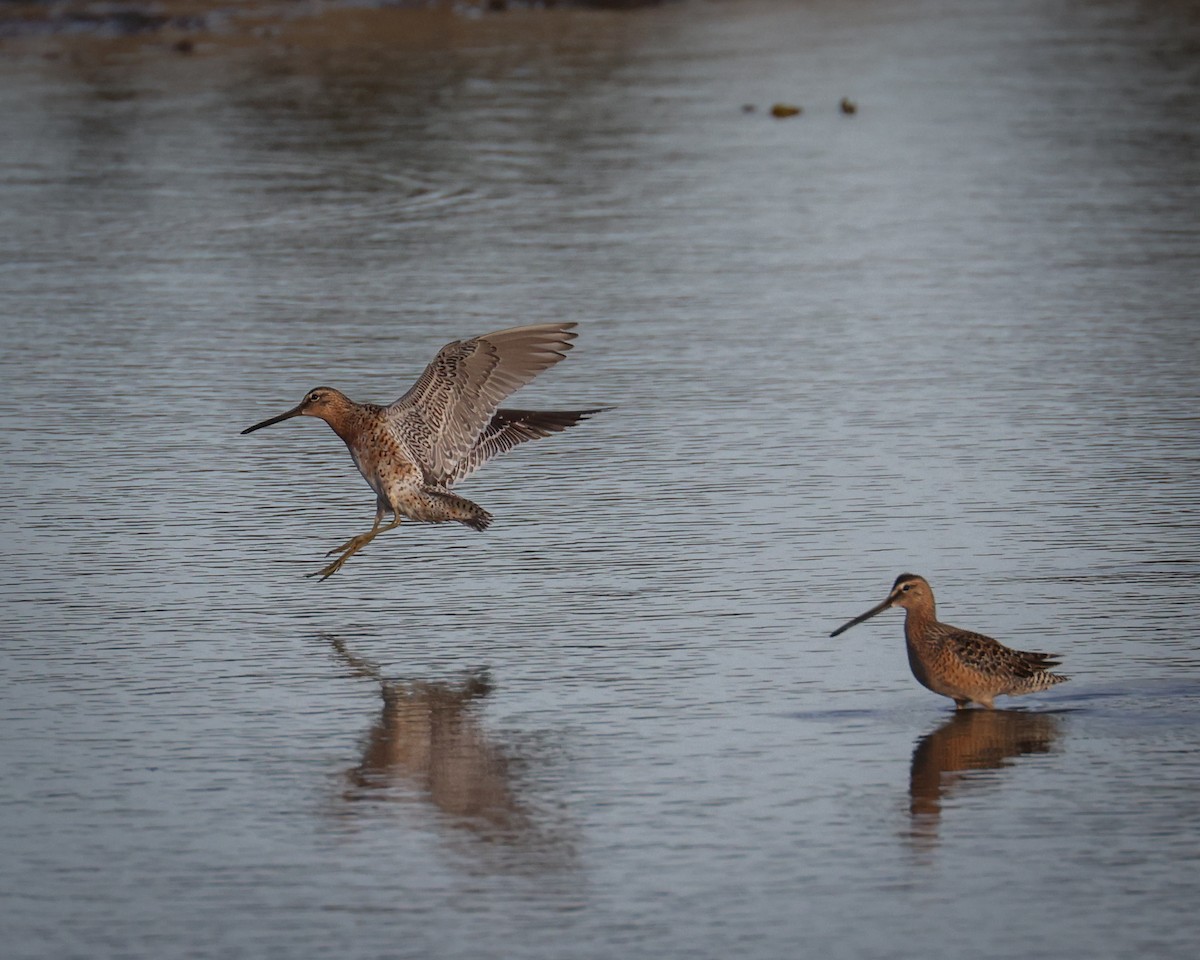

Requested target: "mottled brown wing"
[
  {"left": 386, "top": 323, "right": 578, "bottom": 485},
  {"left": 937, "top": 623, "right": 1062, "bottom": 680},
  {"left": 444, "top": 408, "right": 605, "bottom": 486}
]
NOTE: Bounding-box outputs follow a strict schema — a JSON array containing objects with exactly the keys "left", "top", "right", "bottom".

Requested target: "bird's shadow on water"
[{"left": 321, "top": 635, "right": 578, "bottom": 874}]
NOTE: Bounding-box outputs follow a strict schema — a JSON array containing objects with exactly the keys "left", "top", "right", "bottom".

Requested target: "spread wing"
[
  {"left": 444, "top": 408, "right": 605, "bottom": 486},
  {"left": 386, "top": 323, "right": 578, "bottom": 485}
]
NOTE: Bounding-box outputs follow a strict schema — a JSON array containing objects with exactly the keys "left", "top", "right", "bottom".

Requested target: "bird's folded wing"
[{"left": 947, "top": 626, "right": 1062, "bottom": 678}]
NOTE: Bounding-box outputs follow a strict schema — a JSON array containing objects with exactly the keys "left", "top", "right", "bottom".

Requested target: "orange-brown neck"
[{"left": 900, "top": 597, "right": 938, "bottom": 645}]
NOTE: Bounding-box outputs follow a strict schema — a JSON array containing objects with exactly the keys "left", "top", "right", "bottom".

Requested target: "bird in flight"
[{"left": 242, "top": 323, "right": 603, "bottom": 579}]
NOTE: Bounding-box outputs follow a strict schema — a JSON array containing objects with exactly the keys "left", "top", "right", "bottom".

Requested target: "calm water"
[{"left": 2, "top": 0, "right": 1199, "bottom": 957}]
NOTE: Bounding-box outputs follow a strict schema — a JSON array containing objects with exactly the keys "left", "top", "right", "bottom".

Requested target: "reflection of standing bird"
[
  {"left": 242, "top": 323, "right": 603, "bottom": 578},
  {"left": 908, "top": 710, "right": 1061, "bottom": 846},
  {"left": 831, "top": 573, "right": 1068, "bottom": 709}
]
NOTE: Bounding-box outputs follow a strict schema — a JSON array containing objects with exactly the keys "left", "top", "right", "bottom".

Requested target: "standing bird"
[
  {"left": 830, "top": 573, "right": 1068, "bottom": 709},
  {"left": 242, "top": 322, "right": 602, "bottom": 579}
]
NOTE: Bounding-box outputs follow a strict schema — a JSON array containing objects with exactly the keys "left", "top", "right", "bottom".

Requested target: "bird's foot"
[
  {"left": 307, "top": 549, "right": 355, "bottom": 581},
  {"left": 326, "top": 531, "right": 376, "bottom": 557},
  {"left": 309, "top": 518, "right": 398, "bottom": 578},
  {"left": 308, "top": 520, "right": 398, "bottom": 580}
]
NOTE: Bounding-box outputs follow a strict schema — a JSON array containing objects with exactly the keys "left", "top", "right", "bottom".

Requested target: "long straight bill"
[
  {"left": 241, "top": 405, "right": 303, "bottom": 435},
  {"left": 830, "top": 598, "right": 893, "bottom": 638}
]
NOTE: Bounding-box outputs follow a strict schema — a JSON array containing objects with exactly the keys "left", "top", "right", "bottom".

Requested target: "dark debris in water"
[{"left": 743, "top": 101, "right": 861, "bottom": 119}]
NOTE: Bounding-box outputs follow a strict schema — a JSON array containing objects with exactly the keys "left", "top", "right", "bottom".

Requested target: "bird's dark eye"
[
  {"left": 901, "top": 584, "right": 912, "bottom": 592},
  {"left": 309, "top": 393, "right": 321, "bottom": 403}
]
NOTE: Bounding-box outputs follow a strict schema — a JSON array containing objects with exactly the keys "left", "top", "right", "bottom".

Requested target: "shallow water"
[{"left": 2, "top": 0, "right": 1199, "bottom": 957}]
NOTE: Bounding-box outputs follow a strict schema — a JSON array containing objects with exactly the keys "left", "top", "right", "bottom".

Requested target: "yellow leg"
[
  {"left": 327, "top": 505, "right": 386, "bottom": 556},
  {"left": 308, "top": 511, "right": 401, "bottom": 581}
]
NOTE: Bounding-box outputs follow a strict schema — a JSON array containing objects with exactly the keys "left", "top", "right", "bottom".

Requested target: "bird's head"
[
  {"left": 830, "top": 573, "right": 933, "bottom": 637},
  {"left": 241, "top": 387, "right": 352, "bottom": 434}
]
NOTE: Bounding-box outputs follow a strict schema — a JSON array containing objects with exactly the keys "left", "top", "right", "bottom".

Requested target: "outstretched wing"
[
  {"left": 444, "top": 408, "right": 606, "bottom": 486},
  {"left": 386, "top": 323, "right": 578, "bottom": 486}
]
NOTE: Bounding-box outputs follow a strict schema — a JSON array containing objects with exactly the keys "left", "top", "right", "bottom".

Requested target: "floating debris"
[
  {"left": 840, "top": 97, "right": 858, "bottom": 115},
  {"left": 770, "top": 103, "right": 802, "bottom": 119}
]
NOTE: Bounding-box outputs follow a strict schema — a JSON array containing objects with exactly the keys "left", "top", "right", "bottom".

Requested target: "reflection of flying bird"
[
  {"left": 909, "top": 710, "right": 1061, "bottom": 844},
  {"left": 831, "top": 573, "right": 1068, "bottom": 709},
  {"left": 331, "top": 638, "right": 527, "bottom": 838},
  {"left": 242, "top": 323, "right": 603, "bottom": 578}
]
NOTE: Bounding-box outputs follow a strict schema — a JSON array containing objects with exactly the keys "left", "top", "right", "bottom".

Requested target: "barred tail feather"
[
  {"left": 1012, "top": 671, "right": 1070, "bottom": 696},
  {"left": 464, "top": 509, "right": 493, "bottom": 532},
  {"left": 420, "top": 489, "right": 493, "bottom": 531}
]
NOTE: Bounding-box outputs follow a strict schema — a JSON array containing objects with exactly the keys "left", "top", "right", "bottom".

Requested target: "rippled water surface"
[{"left": 2, "top": 1, "right": 1199, "bottom": 957}]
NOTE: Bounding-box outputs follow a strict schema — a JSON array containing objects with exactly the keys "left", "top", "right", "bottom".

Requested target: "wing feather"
[
  {"left": 445, "top": 408, "right": 605, "bottom": 486},
  {"left": 387, "top": 323, "right": 578, "bottom": 485},
  {"left": 938, "top": 623, "right": 1062, "bottom": 679}
]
